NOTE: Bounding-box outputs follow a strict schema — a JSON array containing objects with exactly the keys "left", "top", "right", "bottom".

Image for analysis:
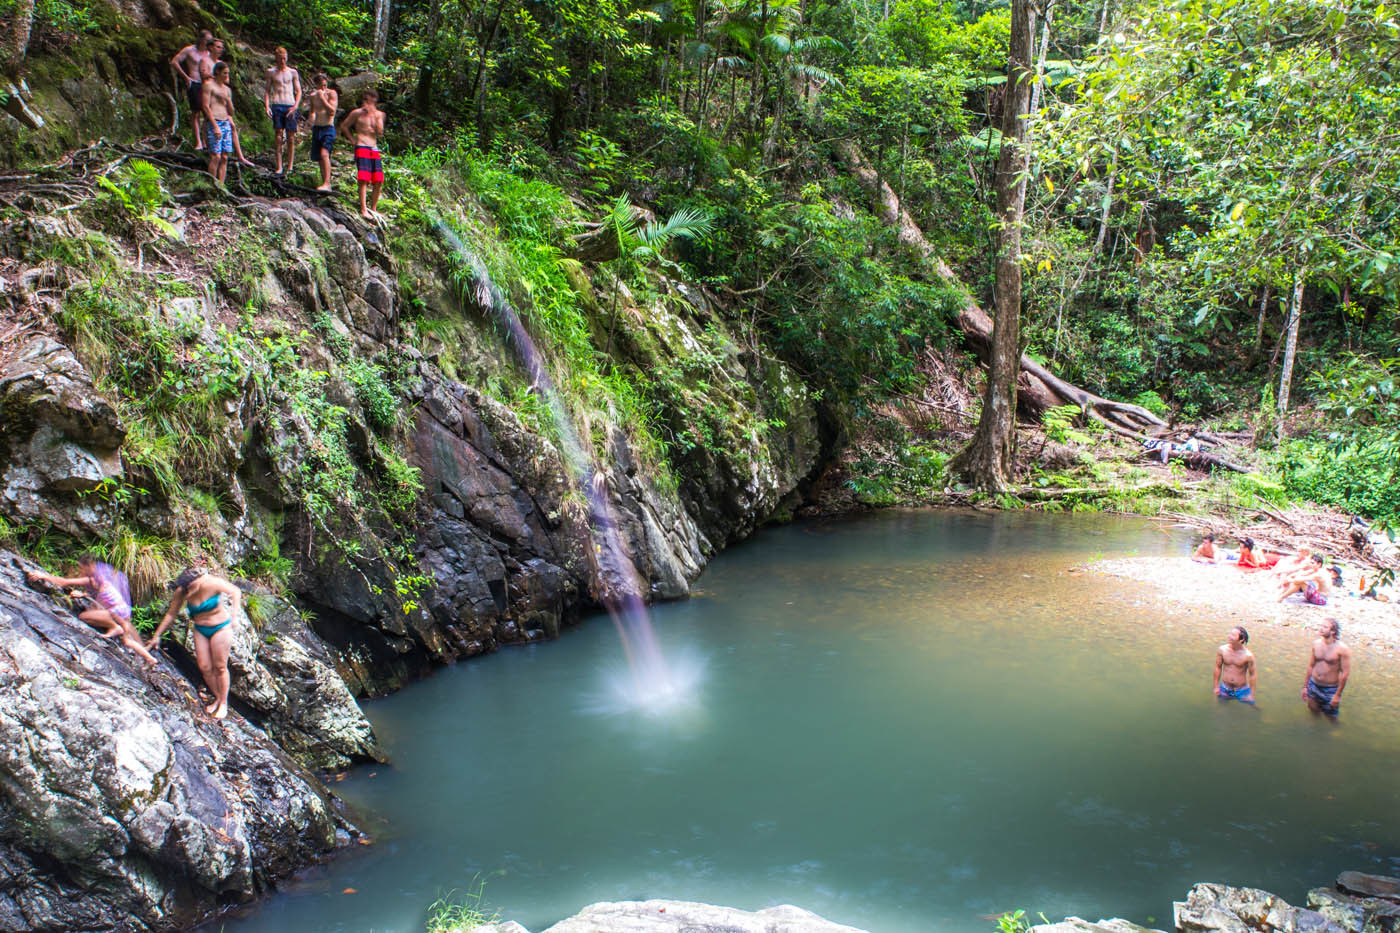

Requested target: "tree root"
[{"left": 833, "top": 138, "right": 1168, "bottom": 439}]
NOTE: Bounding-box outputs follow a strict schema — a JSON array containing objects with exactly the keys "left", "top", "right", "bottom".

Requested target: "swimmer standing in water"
[
  {"left": 1301, "top": 617, "right": 1351, "bottom": 720},
  {"left": 1213, "top": 625, "right": 1257, "bottom": 704}
]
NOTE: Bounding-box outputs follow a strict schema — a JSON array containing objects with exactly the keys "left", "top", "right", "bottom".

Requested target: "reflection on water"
[{"left": 221, "top": 511, "right": 1400, "bottom": 933}]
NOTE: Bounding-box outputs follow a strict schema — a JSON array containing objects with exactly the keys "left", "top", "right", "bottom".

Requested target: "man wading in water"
[
  {"left": 1213, "top": 626, "right": 1257, "bottom": 704},
  {"left": 1301, "top": 618, "right": 1351, "bottom": 719},
  {"left": 263, "top": 46, "right": 302, "bottom": 176}
]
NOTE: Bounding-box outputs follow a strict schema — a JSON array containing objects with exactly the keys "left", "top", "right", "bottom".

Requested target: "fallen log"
[
  {"left": 1137, "top": 448, "right": 1250, "bottom": 473},
  {"left": 832, "top": 138, "right": 1167, "bottom": 438}
]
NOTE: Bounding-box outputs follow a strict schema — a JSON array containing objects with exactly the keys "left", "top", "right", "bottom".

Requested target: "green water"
[{"left": 223, "top": 511, "right": 1400, "bottom": 933}]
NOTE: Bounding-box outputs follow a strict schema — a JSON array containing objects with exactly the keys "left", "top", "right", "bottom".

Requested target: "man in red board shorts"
[{"left": 339, "top": 89, "right": 386, "bottom": 219}]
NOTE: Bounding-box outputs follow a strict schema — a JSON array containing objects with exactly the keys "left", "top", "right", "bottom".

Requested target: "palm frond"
[{"left": 639, "top": 206, "right": 717, "bottom": 248}]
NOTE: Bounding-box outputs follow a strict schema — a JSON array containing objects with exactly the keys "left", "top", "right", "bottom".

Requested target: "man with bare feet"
[
  {"left": 202, "top": 61, "right": 237, "bottom": 184},
  {"left": 307, "top": 73, "right": 339, "bottom": 190},
  {"left": 171, "top": 29, "right": 213, "bottom": 151},
  {"left": 200, "top": 40, "right": 255, "bottom": 168},
  {"left": 1301, "top": 617, "right": 1351, "bottom": 719},
  {"left": 27, "top": 557, "right": 159, "bottom": 667},
  {"left": 1279, "top": 553, "right": 1331, "bottom": 606},
  {"left": 1213, "top": 626, "right": 1257, "bottom": 704},
  {"left": 263, "top": 46, "right": 302, "bottom": 175},
  {"left": 339, "top": 89, "right": 386, "bottom": 218}
]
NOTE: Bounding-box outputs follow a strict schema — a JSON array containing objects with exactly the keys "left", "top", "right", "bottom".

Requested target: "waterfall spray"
[{"left": 432, "top": 219, "right": 678, "bottom": 704}]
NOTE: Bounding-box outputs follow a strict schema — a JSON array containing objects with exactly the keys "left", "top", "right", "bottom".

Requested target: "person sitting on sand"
[
  {"left": 1271, "top": 545, "right": 1312, "bottom": 579},
  {"left": 1301, "top": 617, "right": 1350, "bottom": 719},
  {"left": 1235, "top": 537, "right": 1279, "bottom": 571},
  {"left": 146, "top": 567, "right": 242, "bottom": 720},
  {"left": 26, "top": 557, "right": 159, "bottom": 666},
  {"left": 1213, "top": 626, "right": 1257, "bottom": 704},
  {"left": 1192, "top": 533, "right": 1221, "bottom": 563},
  {"left": 1278, "top": 553, "right": 1332, "bottom": 606}
]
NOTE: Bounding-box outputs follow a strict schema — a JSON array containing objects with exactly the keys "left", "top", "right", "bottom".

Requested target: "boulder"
[
  {"left": 472, "top": 900, "right": 871, "bottom": 933},
  {"left": 0, "top": 554, "right": 355, "bottom": 932},
  {"left": 1033, "top": 919, "right": 1164, "bottom": 933},
  {"left": 1308, "top": 886, "right": 1400, "bottom": 933},
  {"left": 1339, "top": 876, "right": 1400, "bottom": 903},
  {"left": 1175, "top": 884, "right": 1348, "bottom": 933}
]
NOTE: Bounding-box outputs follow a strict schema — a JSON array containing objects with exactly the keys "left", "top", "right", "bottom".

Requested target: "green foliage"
[
  {"left": 995, "top": 910, "right": 1032, "bottom": 933},
  {"left": 1041, "top": 404, "right": 1093, "bottom": 445},
  {"left": 345, "top": 357, "right": 400, "bottom": 431},
  {"left": 1278, "top": 439, "right": 1400, "bottom": 528},
  {"left": 213, "top": 0, "right": 369, "bottom": 67},
  {"left": 425, "top": 882, "right": 497, "bottom": 933}
]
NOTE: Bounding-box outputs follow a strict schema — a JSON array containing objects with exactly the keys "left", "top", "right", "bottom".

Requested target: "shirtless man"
[
  {"left": 1192, "top": 533, "right": 1220, "bottom": 563},
  {"left": 170, "top": 29, "right": 214, "bottom": 150},
  {"left": 1213, "top": 626, "right": 1257, "bottom": 704},
  {"left": 1271, "top": 544, "right": 1312, "bottom": 580},
  {"left": 1301, "top": 617, "right": 1351, "bottom": 718},
  {"left": 263, "top": 46, "right": 302, "bottom": 175},
  {"left": 202, "top": 62, "right": 237, "bottom": 184},
  {"left": 306, "top": 73, "right": 339, "bottom": 190},
  {"left": 200, "top": 40, "right": 255, "bottom": 168},
  {"left": 1279, "top": 553, "right": 1331, "bottom": 605},
  {"left": 338, "top": 89, "right": 386, "bottom": 218}
]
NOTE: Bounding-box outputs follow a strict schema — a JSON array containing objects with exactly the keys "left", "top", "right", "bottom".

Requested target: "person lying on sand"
[
  {"left": 1213, "top": 626, "right": 1257, "bottom": 704},
  {"left": 1192, "top": 533, "right": 1221, "bottom": 563},
  {"left": 1235, "top": 537, "right": 1279, "bottom": 571},
  {"left": 1301, "top": 617, "right": 1350, "bottom": 719},
  {"left": 1278, "top": 554, "right": 1332, "bottom": 606}
]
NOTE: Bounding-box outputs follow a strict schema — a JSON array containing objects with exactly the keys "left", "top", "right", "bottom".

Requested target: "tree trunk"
[
  {"left": 1252, "top": 285, "right": 1270, "bottom": 357},
  {"left": 4, "top": 0, "right": 34, "bottom": 78},
  {"left": 372, "top": 0, "right": 392, "bottom": 60},
  {"left": 946, "top": 0, "right": 1037, "bottom": 492},
  {"left": 1028, "top": 1, "right": 1054, "bottom": 121},
  {"left": 1276, "top": 274, "right": 1304, "bottom": 442}
]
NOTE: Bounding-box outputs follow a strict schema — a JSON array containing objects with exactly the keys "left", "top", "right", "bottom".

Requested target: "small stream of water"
[{"left": 223, "top": 511, "right": 1400, "bottom": 933}]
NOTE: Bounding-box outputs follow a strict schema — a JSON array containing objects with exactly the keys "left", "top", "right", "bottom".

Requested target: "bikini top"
[{"left": 186, "top": 591, "right": 222, "bottom": 617}]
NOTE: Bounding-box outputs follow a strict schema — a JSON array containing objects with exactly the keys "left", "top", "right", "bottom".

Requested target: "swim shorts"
[
  {"left": 205, "top": 120, "right": 233, "bottom": 154},
  {"left": 355, "top": 146, "right": 384, "bottom": 183},
  {"left": 1304, "top": 582, "right": 1328, "bottom": 606},
  {"left": 270, "top": 103, "right": 298, "bottom": 132},
  {"left": 1306, "top": 677, "right": 1340, "bottom": 716},
  {"left": 1217, "top": 682, "right": 1255, "bottom": 704},
  {"left": 311, "top": 124, "right": 336, "bottom": 159},
  {"left": 187, "top": 80, "right": 203, "bottom": 114}
]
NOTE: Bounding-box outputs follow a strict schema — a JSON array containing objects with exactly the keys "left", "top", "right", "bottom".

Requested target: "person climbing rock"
[
  {"left": 170, "top": 29, "right": 214, "bottom": 152},
  {"left": 147, "top": 567, "right": 242, "bottom": 720},
  {"left": 263, "top": 46, "right": 302, "bottom": 176},
  {"left": 26, "top": 557, "right": 159, "bottom": 666},
  {"left": 307, "top": 72, "right": 339, "bottom": 191},
  {"left": 339, "top": 88, "right": 386, "bottom": 219}
]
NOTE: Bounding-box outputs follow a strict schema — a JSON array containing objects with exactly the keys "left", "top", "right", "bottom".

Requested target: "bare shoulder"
[{"left": 1338, "top": 640, "right": 1353, "bottom": 657}]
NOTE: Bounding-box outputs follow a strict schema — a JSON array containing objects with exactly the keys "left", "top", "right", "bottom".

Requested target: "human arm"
[
  {"left": 1247, "top": 655, "right": 1257, "bottom": 693},
  {"left": 337, "top": 107, "right": 357, "bottom": 137},
  {"left": 1213, "top": 649, "right": 1223, "bottom": 694},
  {"left": 146, "top": 591, "right": 188, "bottom": 649},
  {"left": 214, "top": 575, "right": 243, "bottom": 623},
  {"left": 1332, "top": 648, "right": 1351, "bottom": 707},
  {"left": 201, "top": 83, "right": 216, "bottom": 128},
  {"left": 1301, "top": 645, "right": 1316, "bottom": 699},
  {"left": 170, "top": 47, "right": 194, "bottom": 83},
  {"left": 263, "top": 68, "right": 274, "bottom": 116},
  {"left": 26, "top": 571, "right": 94, "bottom": 589},
  {"left": 293, "top": 69, "right": 303, "bottom": 110}
]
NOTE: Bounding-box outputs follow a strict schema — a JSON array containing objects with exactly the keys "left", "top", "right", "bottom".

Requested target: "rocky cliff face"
[{"left": 0, "top": 146, "right": 822, "bottom": 925}]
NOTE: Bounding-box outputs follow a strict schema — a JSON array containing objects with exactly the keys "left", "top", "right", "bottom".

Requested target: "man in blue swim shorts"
[
  {"left": 201, "top": 62, "right": 238, "bottom": 184},
  {"left": 1302, "top": 618, "right": 1351, "bottom": 720},
  {"left": 1213, "top": 626, "right": 1257, "bottom": 704},
  {"left": 307, "top": 73, "right": 339, "bottom": 191},
  {"left": 263, "top": 46, "right": 303, "bottom": 176}
]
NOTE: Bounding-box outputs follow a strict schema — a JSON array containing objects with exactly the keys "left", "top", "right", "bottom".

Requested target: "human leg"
[
  {"left": 207, "top": 626, "right": 233, "bottom": 719},
  {"left": 79, "top": 608, "right": 123, "bottom": 638},
  {"left": 193, "top": 633, "right": 219, "bottom": 712},
  {"left": 368, "top": 181, "right": 383, "bottom": 212}
]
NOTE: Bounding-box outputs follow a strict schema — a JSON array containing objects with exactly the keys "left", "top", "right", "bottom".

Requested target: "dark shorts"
[
  {"left": 1218, "top": 682, "right": 1255, "bottom": 704},
  {"left": 355, "top": 146, "right": 384, "bottom": 183},
  {"left": 311, "top": 124, "right": 336, "bottom": 158},
  {"left": 187, "top": 80, "right": 203, "bottom": 114},
  {"left": 270, "top": 103, "right": 298, "bottom": 132},
  {"left": 1306, "top": 678, "right": 1340, "bottom": 717}
]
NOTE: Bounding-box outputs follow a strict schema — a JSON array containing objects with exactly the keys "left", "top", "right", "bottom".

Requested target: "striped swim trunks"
[{"left": 355, "top": 146, "right": 384, "bottom": 183}]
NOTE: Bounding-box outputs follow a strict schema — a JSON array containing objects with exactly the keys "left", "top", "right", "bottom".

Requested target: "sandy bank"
[{"left": 1089, "top": 556, "right": 1400, "bottom": 653}]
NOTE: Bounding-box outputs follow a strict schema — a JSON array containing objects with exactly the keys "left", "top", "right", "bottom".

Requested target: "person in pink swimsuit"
[{"left": 27, "top": 556, "right": 158, "bottom": 666}]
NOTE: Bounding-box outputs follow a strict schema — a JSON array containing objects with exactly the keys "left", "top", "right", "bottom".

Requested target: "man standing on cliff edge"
[
  {"left": 263, "top": 46, "right": 302, "bottom": 176},
  {"left": 339, "top": 89, "right": 385, "bottom": 219},
  {"left": 1302, "top": 617, "right": 1351, "bottom": 719}
]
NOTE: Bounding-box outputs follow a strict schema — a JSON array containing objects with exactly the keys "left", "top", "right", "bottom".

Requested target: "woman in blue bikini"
[{"left": 147, "top": 567, "right": 242, "bottom": 720}]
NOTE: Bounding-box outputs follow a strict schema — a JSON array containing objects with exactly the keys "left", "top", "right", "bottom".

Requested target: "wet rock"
[
  {"left": 1174, "top": 884, "right": 1347, "bottom": 933},
  {"left": 1309, "top": 887, "right": 1400, "bottom": 933},
  {"left": 473, "top": 900, "right": 870, "bottom": 933},
  {"left": 1033, "top": 919, "right": 1164, "bottom": 933},
  {"left": 0, "top": 554, "right": 350, "bottom": 932},
  {"left": 1339, "top": 876, "right": 1400, "bottom": 903}
]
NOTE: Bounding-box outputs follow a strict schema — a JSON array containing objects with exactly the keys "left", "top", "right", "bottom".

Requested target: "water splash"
[{"left": 432, "top": 219, "right": 682, "bottom": 708}]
